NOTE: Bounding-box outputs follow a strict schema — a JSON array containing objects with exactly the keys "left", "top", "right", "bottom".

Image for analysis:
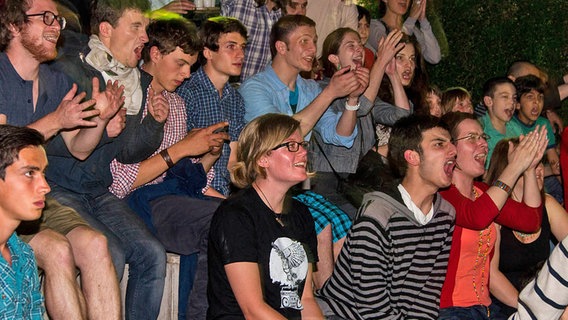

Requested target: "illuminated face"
[
  {"left": 280, "top": 25, "right": 317, "bottom": 73},
  {"left": 395, "top": 42, "right": 415, "bottom": 87},
  {"left": 331, "top": 31, "right": 364, "bottom": 70},
  {"left": 206, "top": 32, "right": 246, "bottom": 77},
  {"left": 262, "top": 130, "right": 308, "bottom": 186},
  {"left": 103, "top": 9, "right": 149, "bottom": 68},
  {"left": 517, "top": 89, "right": 544, "bottom": 125},
  {"left": 151, "top": 47, "right": 197, "bottom": 93},
  {"left": 0, "top": 146, "right": 50, "bottom": 225},
  {"left": 416, "top": 127, "right": 456, "bottom": 189},
  {"left": 20, "top": 0, "right": 62, "bottom": 62},
  {"left": 454, "top": 119, "right": 489, "bottom": 179},
  {"left": 451, "top": 97, "right": 473, "bottom": 114},
  {"left": 485, "top": 83, "right": 516, "bottom": 124},
  {"left": 383, "top": 0, "right": 410, "bottom": 16}
]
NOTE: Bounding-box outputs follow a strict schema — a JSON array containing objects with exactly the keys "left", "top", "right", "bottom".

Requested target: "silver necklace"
[{"left": 254, "top": 182, "right": 284, "bottom": 226}]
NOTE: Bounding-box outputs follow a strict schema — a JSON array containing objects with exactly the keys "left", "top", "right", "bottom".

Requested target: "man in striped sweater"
[
  {"left": 510, "top": 235, "right": 568, "bottom": 320},
  {"left": 316, "top": 114, "right": 457, "bottom": 319}
]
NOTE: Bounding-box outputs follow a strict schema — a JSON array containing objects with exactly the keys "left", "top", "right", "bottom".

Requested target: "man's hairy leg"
[
  {"left": 29, "top": 229, "right": 87, "bottom": 319},
  {"left": 67, "top": 226, "right": 121, "bottom": 320}
]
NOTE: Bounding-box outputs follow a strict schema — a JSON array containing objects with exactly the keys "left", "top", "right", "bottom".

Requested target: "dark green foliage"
[{"left": 358, "top": 0, "right": 568, "bottom": 116}]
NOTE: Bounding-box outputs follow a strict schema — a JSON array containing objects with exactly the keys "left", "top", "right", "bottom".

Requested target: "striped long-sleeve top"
[
  {"left": 317, "top": 188, "right": 455, "bottom": 319},
  {"left": 510, "top": 235, "right": 568, "bottom": 320}
]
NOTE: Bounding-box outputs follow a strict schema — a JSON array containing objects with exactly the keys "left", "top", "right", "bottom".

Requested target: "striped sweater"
[
  {"left": 317, "top": 188, "right": 455, "bottom": 319},
  {"left": 510, "top": 235, "right": 568, "bottom": 320}
]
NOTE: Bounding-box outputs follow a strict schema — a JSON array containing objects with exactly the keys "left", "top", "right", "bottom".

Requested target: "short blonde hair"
[{"left": 231, "top": 114, "right": 301, "bottom": 188}]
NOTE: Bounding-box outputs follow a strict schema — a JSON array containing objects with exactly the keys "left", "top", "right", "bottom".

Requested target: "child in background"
[
  {"left": 512, "top": 75, "right": 563, "bottom": 205},
  {"left": 356, "top": 5, "right": 375, "bottom": 69},
  {"left": 441, "top": 87, "right": 473, "bottom": 114}
]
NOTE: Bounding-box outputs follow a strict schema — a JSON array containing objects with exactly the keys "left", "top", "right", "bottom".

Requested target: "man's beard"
[{"left": 20, "top": 26, "right": 58, "bottom": 63}]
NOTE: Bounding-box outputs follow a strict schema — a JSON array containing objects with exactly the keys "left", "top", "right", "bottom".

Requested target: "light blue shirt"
[{"left": 239, "top": 64, "right": 357, "bottom": 147}]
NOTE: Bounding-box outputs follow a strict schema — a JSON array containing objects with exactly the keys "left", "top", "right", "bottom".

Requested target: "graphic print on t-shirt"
[{"left": 269, "top": 237, "right": 308, "bottom": 310}]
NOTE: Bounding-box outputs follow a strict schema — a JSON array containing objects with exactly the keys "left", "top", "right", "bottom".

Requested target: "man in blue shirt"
[
  {"left": 177, "top": 17, "right": 248, "bottom": 197},
  {"left": 240, "top": 15, "right": 367, "bottom": 145},
  {"left": 0, "top": 0, "right": 122, "bottom": 318},
  {"left": 0, "top": 125, "right": 50, "bottom": 319}
]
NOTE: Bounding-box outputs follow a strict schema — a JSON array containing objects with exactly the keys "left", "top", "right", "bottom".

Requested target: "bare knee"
[
  {"left": 66, "top": 226, "right": 113, "bottom": 266},
  {"left": 29, "top": 229, "right": 76, "bottom": 273}
]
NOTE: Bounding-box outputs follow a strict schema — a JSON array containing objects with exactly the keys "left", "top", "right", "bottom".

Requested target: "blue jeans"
[
  {"left": 49, "top": 186, "right": 166, "bottom": 320},
  {"left": 438, "top": 304, "right": 507, "bottom": 320}
]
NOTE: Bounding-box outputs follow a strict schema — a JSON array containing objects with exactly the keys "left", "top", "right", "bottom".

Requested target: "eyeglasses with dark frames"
[
  {"left": 272, "top": 141, "right": 309, "bottom": 152},
  {"left": 26, "top": 11, "right": 67, "bottom": 30},
  {"left": 452, "top": 133, "right": 490, "bottom": 144}
]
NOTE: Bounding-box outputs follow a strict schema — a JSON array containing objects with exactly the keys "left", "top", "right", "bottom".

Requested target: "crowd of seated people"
[{"left": 1, "top": 0, "right": 568, "bottom": 319}]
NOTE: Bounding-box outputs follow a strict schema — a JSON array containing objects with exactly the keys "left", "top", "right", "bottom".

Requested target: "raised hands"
[
  {"left": 409, "top": 0, "right": 427, "bottom": 21},
  {"left": 53, "top": 83, "right": 100, "bottom": 130},
  {"left": 92, "top": 78, "right": 125, "bottom": 121},
  {"left": 508, "top": 125, "right": 548, "bottom": 173},
  {"left": 147, "top": 89, "right": 170, "bottom": 123},
  {"left": 375, "top": 30, "right": 405, "bottom": 69},
  {"left": 328, "top": 65, "right": 369, "bottom": 100},
  {"left": 106, "top": 108, "right": 127, "bottom": 138}
]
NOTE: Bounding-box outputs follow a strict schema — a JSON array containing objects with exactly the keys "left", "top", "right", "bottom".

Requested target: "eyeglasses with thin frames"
[
  {"left": 26, "top": 11, "right": 67, "bottom": 30},
  {"left": 453, "top": 133, "right": 490, "bottom": 144},
  {"left": 272, "top": 141, "right": 309, "bottom": 152}
]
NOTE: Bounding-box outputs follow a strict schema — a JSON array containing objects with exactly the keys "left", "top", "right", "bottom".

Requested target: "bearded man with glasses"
[{"left": 0, "top": 0, "right": 124, "bottom": 318}]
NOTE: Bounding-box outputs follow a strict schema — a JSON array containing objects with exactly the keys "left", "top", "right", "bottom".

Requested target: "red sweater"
[{"left": 439, "top": 182, "right": 542, "bottom": 308}]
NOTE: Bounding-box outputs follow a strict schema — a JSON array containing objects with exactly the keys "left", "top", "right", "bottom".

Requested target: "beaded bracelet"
[
  {"left": 492, "top": 179, "right": 512, "bottom": 195},
  {"left": 159, "top": 149, "right": 174, "bottom": 168}
]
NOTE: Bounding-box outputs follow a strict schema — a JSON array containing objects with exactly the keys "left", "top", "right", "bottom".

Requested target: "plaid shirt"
[
  {"left": 109, "top": 86, "right": 215, "bottom": 198},
  {"left": 0, "top": 233, "right": 44, "bottom": 319},
  {"left": 221, "top": 0, "right": 281, "bottom": 81},
  {"left": 177, "top": 67, "right": 246, "bottom": 196}
]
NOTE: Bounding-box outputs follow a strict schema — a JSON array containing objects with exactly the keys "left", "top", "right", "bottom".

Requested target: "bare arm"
[
  {"left": 385, "top": 59, "right": 410, "bottom": 110},
  {"left": 225, "top": 262, "right": 287, "bottom": 320},
  {"left": 300, "top": 265, "right": 324, "bottom": 319},
  {"left": 485, "top": 127, "right": 547, "bottom": 209},
  {"left": 489, "top": 225, "right": 520, "bottom": 308},
  {"left": 363, "top": 30, "right": 404, "bottom": 103},
  {"left": 294, "top": 67, "right": 361, "bottom": 136},
  {"left": 546, "top": 194, "right": 568, "bottom": 241},
  {"left": 61, "top": 78, "right": 125, "bottom": 159},
  {"left": 131, "top": 122, "right": 228, "bottom": 188}
]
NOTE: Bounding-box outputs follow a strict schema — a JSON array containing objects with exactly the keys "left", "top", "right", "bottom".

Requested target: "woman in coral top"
[{"left": 438, "top": 112, "right": 547, "bottom": 320}]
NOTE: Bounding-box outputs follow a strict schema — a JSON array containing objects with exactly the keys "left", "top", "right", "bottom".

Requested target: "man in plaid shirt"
[
  {"left": 221, "top": 0, "right": 281, "bottom": 81},
  {"left": 177, "top": 17, "right": 248, "bottom": 197}
]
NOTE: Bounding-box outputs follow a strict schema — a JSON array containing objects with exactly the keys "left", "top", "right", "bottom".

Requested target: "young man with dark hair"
[
  {"left": 479, "top": 76, "right": 522, "bottom": 165},
  {"left": 109, "top": 16, "right": 228, "bottom": 320},
  {"left": 176, "top": 16, "right": 248, "bottom": 197},
  {"left": 511, "top": 74, "right": 561, "bottom": 203},
  {"left": 317, "top": 114, "right": 457, "bottom": 319},
  {"left": 0, "top": 125, "right": 48, "bottom": 319},
  {"left": 0, "top": 0, "right": 122, "bottom": 318},
  {"left": 49, "top": 0, "right": 171, "bottom": 318}
]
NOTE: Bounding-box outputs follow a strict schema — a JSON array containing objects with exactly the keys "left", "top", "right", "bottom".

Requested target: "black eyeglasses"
[
  {"left": 453, "top": 133, "right": 490, "bottom": 144},
  {"left": 26, "top": 11, "right": 67, "bottom": 30},
  {"left": 272, "top": 141, "right": 309, "bottom": 152}
]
